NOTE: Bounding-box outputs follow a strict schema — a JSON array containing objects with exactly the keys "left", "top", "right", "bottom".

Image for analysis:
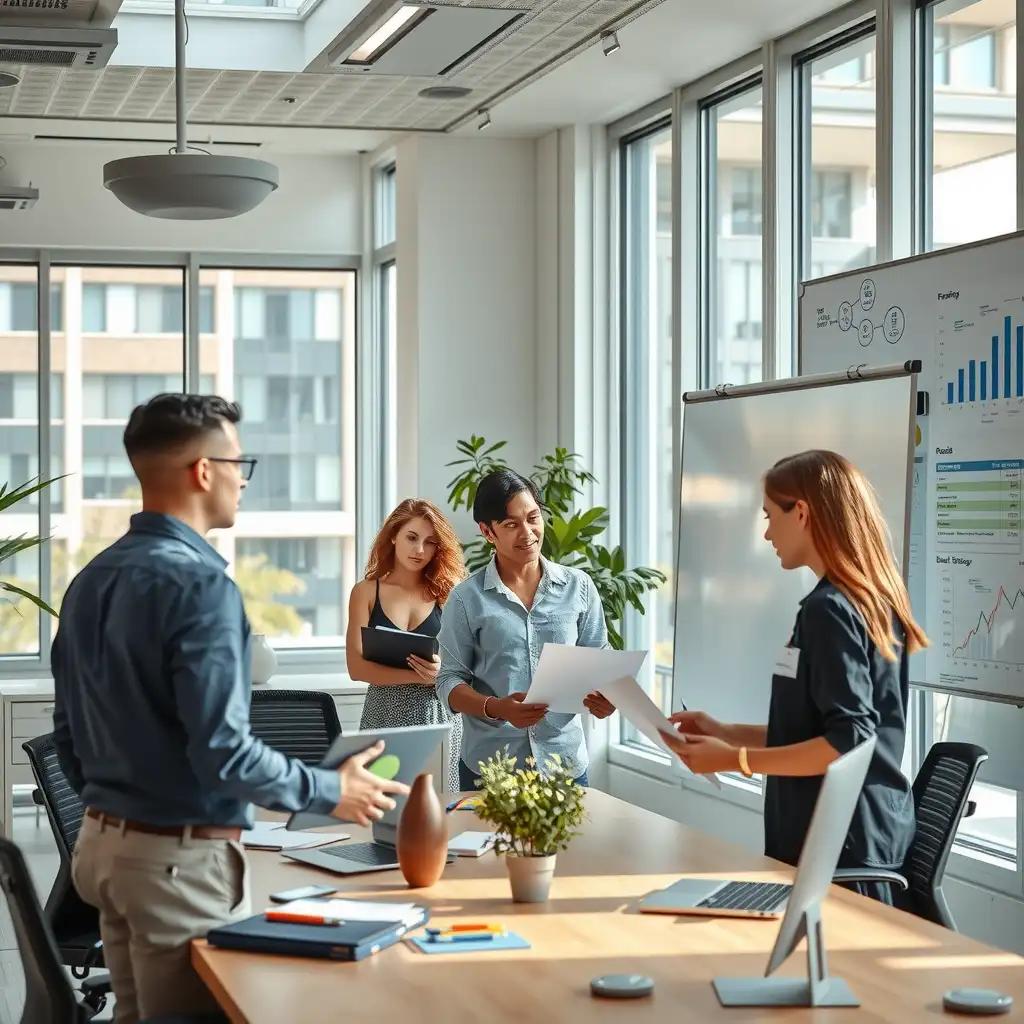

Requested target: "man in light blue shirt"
[{"left": 435, "top": 469, "right": 614, "bottom": 788}]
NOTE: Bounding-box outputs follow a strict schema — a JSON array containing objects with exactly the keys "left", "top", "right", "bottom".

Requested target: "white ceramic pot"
[
  {"left": 505, "top": 852, "right": 556, "bottom": 903},
  {"left": 251, "top": 634, "right": 278, "bottom": 685}
]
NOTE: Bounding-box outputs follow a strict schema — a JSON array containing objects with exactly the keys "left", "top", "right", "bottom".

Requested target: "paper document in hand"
[
  {"left": 524, "top": 644, "right": 648, "bottom": 713},
  {"left": 603, "top": 677, "right": 721, "bottom": 789}
]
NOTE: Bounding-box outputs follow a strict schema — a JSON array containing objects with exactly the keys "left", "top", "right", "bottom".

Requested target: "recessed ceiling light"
[
  {"left": 418, "top": 85, "right": 472, "bottom": 100},
  {"left": 347, "top": 4, "right": 429, "bottom": 65},
  {"left": 0, "top": 72, "right": 20, "bottom": 89}
]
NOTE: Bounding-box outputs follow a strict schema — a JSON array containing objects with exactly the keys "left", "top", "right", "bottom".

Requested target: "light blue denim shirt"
[{"left": 435, "top": 556, "right": 609, "bottom": 779}]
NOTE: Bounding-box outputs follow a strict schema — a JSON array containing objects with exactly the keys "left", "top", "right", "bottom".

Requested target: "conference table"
[{"left": 192, "top": 790, "right": 1024, "bottom": 1021}]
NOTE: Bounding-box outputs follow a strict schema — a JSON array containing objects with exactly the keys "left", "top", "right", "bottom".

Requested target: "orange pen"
[
  {"left": 266, "top": 911, "right": 343, "bottom": 926},
  {"left": 443, "top": 923, "right": 502, "bottom": 934}
]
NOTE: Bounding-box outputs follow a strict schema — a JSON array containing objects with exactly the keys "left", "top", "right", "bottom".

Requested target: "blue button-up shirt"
[
  {"left": 435, "top": 556, "right": 608, "bottom": 779},
  {"left": 51, "top": 512, "right": 341, "bottom": 828}
]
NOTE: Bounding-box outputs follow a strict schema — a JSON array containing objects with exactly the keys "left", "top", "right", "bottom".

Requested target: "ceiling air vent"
[{"left": 0, "top": 25, "right": 117, "bottom": 68}]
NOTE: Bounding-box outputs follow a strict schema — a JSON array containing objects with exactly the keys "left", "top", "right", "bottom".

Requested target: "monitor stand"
[{"left": 712, "top": 901, "right": 859, "bottom": 1008}]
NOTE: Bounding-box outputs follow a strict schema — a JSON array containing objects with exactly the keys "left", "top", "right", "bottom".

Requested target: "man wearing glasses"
[{"left": 51, "top": 393, "right": 407, "bottom": 1024}]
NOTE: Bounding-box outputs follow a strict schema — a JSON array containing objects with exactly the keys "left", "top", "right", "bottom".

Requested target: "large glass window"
[
  {"left": 620, "top": 120, "right": 675, "bottom": 744},
  {"left": 48, "top": 267, "right": 186, "bottom": 642},
  {"left": 200, "top": 268, "right": 356, "bottom": 649},
  {"left": 924, "top": 0, "right": 1016, "bottom": 250},
  {"left": 800, "top": 32, "right": 877, "bottom": 277},
  {"left": 703, "top": 84, "right": 764, "bottom": 388},
  {"left": 0, "top": 266, "right": 42, "bottom": 656}
]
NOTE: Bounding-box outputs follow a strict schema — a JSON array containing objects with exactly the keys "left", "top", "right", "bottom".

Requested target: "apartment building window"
[
  {"left": 934, "top": 24, "right": 997, "bottom": 90},
  {"left": 922, "top": 0, "right": 1015, "bottom": 250},
  {"left": 82, "top": 374, "right": 184, "bottom": 421},
  {"left": 82, "top": 282, "right": 185, "bottom": 334},
  {"left": 0, "top": 374, "right": 63, "bottom": 420},
  {"left": 730, "top": 167, "right": 763, "bottom": 235},
  {"left": 82, "top": 455, "right": 135, "bottom": 500},
  {"left": 620, "top": 116, "right": 675, "bottom": 745},
  {"left": 811, "top": 170, "right": 853, "bottom": 238},
  {"left": 798, "top": 29, "right": 877, "bottom": 277},
  {"left": 199, "top": 286, "right": 215, "bottom": 334},
  {"left": 0, "top": 281, "right": 63, "bottom": 332}
]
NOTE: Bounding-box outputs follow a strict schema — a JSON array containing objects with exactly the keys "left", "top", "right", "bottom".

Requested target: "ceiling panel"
[{"left": 0, "top": 0, "right": 666, "bottom": 130}]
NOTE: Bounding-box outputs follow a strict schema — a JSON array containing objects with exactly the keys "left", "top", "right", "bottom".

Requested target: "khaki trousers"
[{"left": 72, "top": 813, "right": 251, "bottom": 1024}]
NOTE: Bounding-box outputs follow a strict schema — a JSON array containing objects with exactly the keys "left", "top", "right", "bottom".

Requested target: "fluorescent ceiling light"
[{"left": 349, "top": 5, "right": 424, "bottom": 64}]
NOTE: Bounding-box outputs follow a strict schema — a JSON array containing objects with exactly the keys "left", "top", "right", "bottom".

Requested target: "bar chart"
[{"left": 939, "top": 308, "right": 1024, "bottom": 407}]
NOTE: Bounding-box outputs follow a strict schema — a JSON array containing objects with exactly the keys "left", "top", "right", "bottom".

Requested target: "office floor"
[{"left": 0, "top": 806, "right": 115, "bottom": 1022}]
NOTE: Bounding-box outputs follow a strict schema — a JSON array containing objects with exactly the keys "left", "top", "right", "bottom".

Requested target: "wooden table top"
[{"left": 192, "top": 789, "right": 1024, "bottom": 1022}]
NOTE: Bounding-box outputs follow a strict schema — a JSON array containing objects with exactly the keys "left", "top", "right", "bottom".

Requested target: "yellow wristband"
[{"left": 738, "top": 747, "right": 753, "bottom": 778}]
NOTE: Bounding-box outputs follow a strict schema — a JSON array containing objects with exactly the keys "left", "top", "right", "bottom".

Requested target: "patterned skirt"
[{"left": 358, "top": 684, "right": 463, "bottom": 795}]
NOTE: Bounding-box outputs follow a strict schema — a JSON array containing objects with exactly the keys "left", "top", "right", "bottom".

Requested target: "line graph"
[{"left": 943, "top": 574, "right": 1024, "bottom": 668}]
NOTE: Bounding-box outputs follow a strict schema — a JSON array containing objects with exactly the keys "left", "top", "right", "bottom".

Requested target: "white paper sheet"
[
  {"left": 242, "top": 829, "right": 350, "bottom": 851},
  {"left": 524, "top": 644, "right": 648, "bottom": 713},
  {"left": 603, "top": 676, "right": 722, "bottom": 789},
  {"left": 266, "top": 898, "right": 423, "bottom": 927}
]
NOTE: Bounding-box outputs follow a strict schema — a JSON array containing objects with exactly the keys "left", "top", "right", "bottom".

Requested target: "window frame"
[
  {"left": 607, "top": 0, "right": 1024, "bottom": 893},
  {"left": 0, "top": 247, "right": 364, "bottom": 679}
]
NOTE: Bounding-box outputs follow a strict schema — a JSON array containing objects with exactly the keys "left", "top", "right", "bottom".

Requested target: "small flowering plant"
[{"left": 472, "top": 748, "right": 587, "bottom": 857}]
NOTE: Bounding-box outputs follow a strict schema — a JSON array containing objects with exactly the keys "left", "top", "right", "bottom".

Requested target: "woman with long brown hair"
[
  {"left": 347, "top": 498, "right": 467, "bottom": 793},
  {"left": 663, "top": 450, "right": 927, "bottom": 905}
]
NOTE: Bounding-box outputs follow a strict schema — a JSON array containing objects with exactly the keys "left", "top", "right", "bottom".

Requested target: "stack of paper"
[
  {"left": 269, "top": 898, "right": 425, "bottom": 928},
  {"left": 242, "top": 821, "right": 350, "bottom": 851},
  {"left": 448, "top": 831, "right": 497, "bottom": 857}
]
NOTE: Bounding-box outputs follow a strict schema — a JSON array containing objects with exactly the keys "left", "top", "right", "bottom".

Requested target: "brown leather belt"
[{"left": 85, "top": 807, "right": 242, "bottom": 842}]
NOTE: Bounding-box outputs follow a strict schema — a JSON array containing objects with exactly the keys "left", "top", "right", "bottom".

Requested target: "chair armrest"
[
  {"left": 31, "top": 788, "right": 43, "bottom": 806},
  {"left": 81, "top": 973, "right": 111, "bottom": 997},
  {"left": 832, "top": 867, "right": 909, "bottom": 892},
  {"left": 964, "top": 800, "right": 977, "bottom": 819}
]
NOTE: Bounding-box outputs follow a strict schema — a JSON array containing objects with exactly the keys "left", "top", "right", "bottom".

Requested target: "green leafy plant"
[
  {"left": 445, "top": 435, "right": 666, "bottom": 648},
  {"left": 472, "top": 748, "right": 587, "bottom": 857},
  {"left": 0, "top": 477, "right": 63, "bottom": 618}
]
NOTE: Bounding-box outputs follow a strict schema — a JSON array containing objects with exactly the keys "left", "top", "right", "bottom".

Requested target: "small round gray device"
[
  {"left": 590, "top": 974, "right": 655, "bottom": 1000},
  {"left": 942, "top": 989, "right": 1013, "bottom": 1016}
]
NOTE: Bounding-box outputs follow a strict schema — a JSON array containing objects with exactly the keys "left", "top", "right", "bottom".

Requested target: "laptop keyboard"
[
  {"left": 319, "top": 842, "right": 397, "bottom": 866},
  {"left": 696, "top": 880, "right": 791, "bottom": 913}
]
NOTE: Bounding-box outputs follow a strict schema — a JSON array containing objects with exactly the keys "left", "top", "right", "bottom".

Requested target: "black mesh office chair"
[
  {"left": 249, "top": 689, "right": 342, "bottom": 764},
  {"left": 0, "top": 836, "right": 93, "bottom": 1023},
  {"left": 833, "top": 741, "right": 988, "bottom": 929},
  {"left": 22, "top": 734, "right": 110, "bottom": 1016}
]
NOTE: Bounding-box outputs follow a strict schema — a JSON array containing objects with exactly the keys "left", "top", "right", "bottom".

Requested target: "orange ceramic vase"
[{"left": 397, "top": 773, "right": 448, "bottom": 888}]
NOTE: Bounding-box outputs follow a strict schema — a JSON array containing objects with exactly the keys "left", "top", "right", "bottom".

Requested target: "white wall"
[
  {"left": 608, "top": 764, "right": 1024, "bottom": 955},
  {"left": 394, "top": 136, "right": 538, "bottom": 525},
  {"left": 0, "top": 142, "right": 362, "bottom": 255}
]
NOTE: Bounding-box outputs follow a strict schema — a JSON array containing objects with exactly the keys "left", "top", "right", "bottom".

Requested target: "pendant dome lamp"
[{"left": 103, "top": 0, "right": 279, "bottom": 219}]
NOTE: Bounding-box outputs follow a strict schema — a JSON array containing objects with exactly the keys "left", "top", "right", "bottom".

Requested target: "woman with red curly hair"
[{"left": 347, "top": 498, "right": 467, "bottom": 793}]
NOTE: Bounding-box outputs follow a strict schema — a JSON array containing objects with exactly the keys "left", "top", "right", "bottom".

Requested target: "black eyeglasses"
[{"left": 201, "top": 457, "right": 258, "bottom": 481}]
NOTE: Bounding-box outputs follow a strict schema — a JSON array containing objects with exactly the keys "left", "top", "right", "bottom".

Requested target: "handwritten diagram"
[{"left": 834, "top": 278, "right": 906, "bottom": 348}]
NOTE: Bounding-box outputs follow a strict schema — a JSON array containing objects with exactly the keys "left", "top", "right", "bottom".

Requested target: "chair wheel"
[{"left": 83, "top": 992, "right": 107, "bottom": 1016}]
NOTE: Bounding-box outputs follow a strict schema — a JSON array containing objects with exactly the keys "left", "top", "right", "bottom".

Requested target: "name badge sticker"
[{"left": 773, "top": 646, "right": 800, "bottom": 679}]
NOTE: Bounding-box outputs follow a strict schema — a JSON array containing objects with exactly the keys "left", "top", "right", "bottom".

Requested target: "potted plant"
[
  {"left": 1, "top": 476, "right": 63, "bottom": 616},
  {"left": 445, "top": 437, "right": 666, "bottom": 649},
  {"left": 472, "top": 748, "right": 587, "bottom": 903}
]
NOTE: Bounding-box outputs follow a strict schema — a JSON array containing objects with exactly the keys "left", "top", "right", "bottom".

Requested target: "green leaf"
[{"left": 1, "top": 581, "right": 58, "bottom": 618}]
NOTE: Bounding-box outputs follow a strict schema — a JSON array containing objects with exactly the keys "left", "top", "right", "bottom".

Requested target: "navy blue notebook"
[{"left": 207, "top": 909, "right": 428, "bottom": 962}]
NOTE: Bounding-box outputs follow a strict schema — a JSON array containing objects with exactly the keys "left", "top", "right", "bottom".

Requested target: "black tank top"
[{"left": 369, "top": 578, "right": 442, "bottom": 637}]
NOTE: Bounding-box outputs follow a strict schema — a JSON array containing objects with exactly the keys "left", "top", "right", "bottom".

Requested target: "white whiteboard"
[
  {"left": 800, "top": 231, "right": 1024, "bottom": 704},
  {"left": 672, "top": 372, "right": 916, "bottom": 728}
]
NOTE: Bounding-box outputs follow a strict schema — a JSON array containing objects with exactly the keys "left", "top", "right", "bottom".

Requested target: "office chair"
[
  {"left": 833, "top": 741, "right": 988, "bottom": 930},
  {"left": 0, "top": 836, "right": 93, "bottom": 1023},
  {"left": 22, "top": 734, "right": 110, "bottom": 1016},
  {"left": 249, "top": 689, "right": 342, "bottom": 765}
]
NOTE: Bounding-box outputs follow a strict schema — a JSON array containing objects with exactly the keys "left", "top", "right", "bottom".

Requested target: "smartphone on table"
[{"left": 268, "top": 884, "right": 338, "bottom": 903}]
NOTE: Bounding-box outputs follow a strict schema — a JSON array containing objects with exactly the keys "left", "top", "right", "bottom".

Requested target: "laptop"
[
  {"left": 638, "top": 735, "right": 878, "bottom": 921},
  {"left": 283, "top": 723, "right": 451, "bottom": 877}
]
